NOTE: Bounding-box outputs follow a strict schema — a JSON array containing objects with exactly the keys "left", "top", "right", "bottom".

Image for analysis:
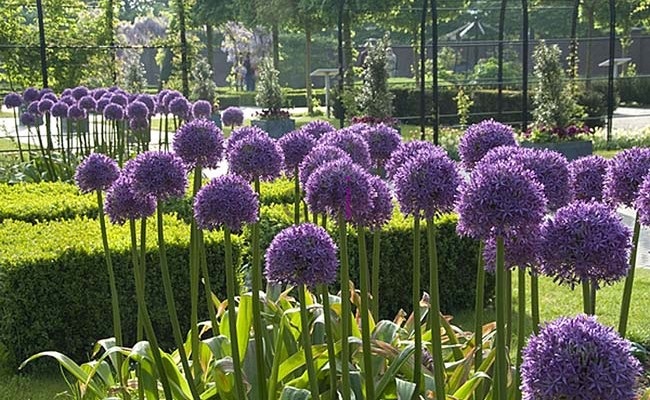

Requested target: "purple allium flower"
[
  {"left": 104, "top": 176, "right": 156, "bottom": 225},
  {"left": 136, "top": 94, "right": 156, "bottom": 115},
  {"left": 37, "top": 99, "right": 54, "bottom": 114},
  {"left": 635, "top": 175, "right": 650, "bottom": 226},
  {"left": 305, "top": 158, "right": 375, "bottom": 222},
  {"left": 299, "top": 145, "right": 352, "bottom": 187},
  {"left": 538, "top": 201, "right": 631, "bottom": 288},
  {"left": 27, "top": 100, "right": 40, "bottom": 114},
  {"left": 569, "top": 155, "right": 609, "bottom": 202},
  {"left": 191, "top": 100, "right": 212, "bottom": 119},
  {"left": 4, "top": 92, "right": 23, "bottom": 108},
  {"left": 521, "top": 314, "right": 642, "bottom": 400},
  {"left": 226, "top": 126, "right": 266, "bottom": 155},
  {"left": 228, "top": 131, "right": 284, "bottom": 182},
  {"left": 51, "top": 102, "right": 69, "bottom": 118},
  {"left": 128, "top": 93, "right": 138, "bottom": 103},
  {"left": 194, "top": 174, "right": 259, "bottom": 232},
  {"left": 126, "top": 100, "right": 149, "bottom": 120},
  {"left": 483, "top": 228, "right": 541, "bottom": 272},
  {"left": 71, "top": 86, "right": 89, "bottom": 100},
  {"left": 23, "top": 87, "right": 40, "bottom": 104},
  {"left": 129, "top": 151, "right": 187, "bottom": 201},
  {"left": 40, "top": 92, "right": 57, "bottom": 102},
  {"left": 68, "top": 105, "right": 87, "bottom": 120},
  {"left": 221, "top": 106, "right": 244, "bottom": 127},
  {"left": 363, "top": 123, "right": 401, "bottom": 167},
  {"left": 129, "top": 118, "right": 149, "bottom": 131},
  {"left": 60, "top": 95, "right": 76, "bottom": 106},
  {"left": 96, "top": 98, "right": 110, "bottom": 113},
  {"left": 394, "top": 150, "right": 461, "bottom": 219},
  {"left": 74, "top": 153, "right": 120, "bottom": 193},
  {"left": 319, "top": 128, "right": 372, "bottom": 169},
  {"left": 173, "top": 118, "right": 224, "bottom": 168},
  {"left": 104, "top": 103, "right": 125, "bottom": 121},
  {"left": 92, "top": 88, "right": 108, "bottom": 100},
  {"left": 78, "top": 95, "right": 96, "bottom": 111},
  {"left": 61, "top": 88, "right": 72, "bottom": 97},
  {"left": 169, "top": 97, "right": 190, "bottom": 119},
  {"left": 301, "top": 120, "right": 336, "bottom": 140},
  {"left": 604, "top": 147, "right": 650, "bottom": 207},
  {"left": 457, "top": 160, "right": 547, "bottom": 239},
  {"left": 162, "top": 90, "right": 181, "bottom": 109},
  {"left": 278, "top": 130, "right": 317, "bottom": 172},
  {"left": 385, "top": 140, "right": 446, "bottom": 178},
  {"left": 110, "top": 93, "right": 129, "bottom": 107},
  {"left": 359, "top": 175, "right": 394, "bottom": 229},
  {"left": 264, "top": 223, "right": 339, "bottom": 287},
  {"left": 19, "top": 112, "right": 37, "bottom": 127},
  {"left": 458, "top": 119, "right": 517, "bottom": 170}
]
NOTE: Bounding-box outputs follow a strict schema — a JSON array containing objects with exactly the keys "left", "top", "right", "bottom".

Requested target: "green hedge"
[
  {"left": 253, "top": 204, "right": 493, "bottom": 319},
  {"left": 217, "top": 89, "right": 327, "bottom": 109},
  {"left": 617, "top": 76, "right": 650, "bottom": 105},
  {"left": 0, "top": 216, "right": 242, "bottom": 369}
]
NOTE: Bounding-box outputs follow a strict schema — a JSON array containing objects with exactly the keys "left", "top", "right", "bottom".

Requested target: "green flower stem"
[
  {"left": 474, "top": 241, "right": 486, "bottom": 400},
  {"left": 303, "top": 199, "right": 310, "bottom": 223},
  {"left": 267, "top": 314, "right": 287, "bottom": 400},
  {"left": 155, "top": 204, "right": 200, "bottom": 399},
  {"left": 321, "top": 214, "right": 328, "bottom": 230},
  {"left": 252, "top": 177, "right": 267, "bottom": 400},
  {"left": 515, "top": 267, "right": 526, "bottom": 400},
  {"left": 494, "top": 236, "right": 507, "bottom": 400},
  {"left": 320, "top": 284, "right": 337, "bottom": 399},
  {"left": 531, "top": 272, "right": 540, "bottom": 334},
  {"left": 412, "top": 215, "right": 422, "bottom": 399},
  {"left": 582, "top": 280, "right": 592, "bottom": 315},
  {"left": 371, "top": 230, "right": 381, "bottom": 320},
  {"left": 35, "top": 124, "right": 54, "bottom": 179},
  {"left": 590, "top": 282, "right": 597, "bottom": 315},
  {"left": 425, "top": 218, "right": 446, "bottom": 400},
  {"left": 299, "top": 286, "right": 320, "bottom": 400},
  {"left": 619, "top": 213, "right": 640, "bottom": 336},
  {"left": 190, "top": 167, "right": 203, "bottom": 380},
  {"left": 12, "top": 109, "right": 24, "bottom": 163},
  {"left": 357, "top": 226, "right": 375, "bottom": 400},
  {"left": 506, "top": 269, "right": 513, "bottom": 346},
  {"left": 294, "top": 167, "right": 301, "bottom": 225},
  {"left": 224, "top": 227, "right": 247, "bottom": 399},
  {"left": 337, "top": 213, "right": 351, "bottom": 400},
  {"left": 136, "top": 218, "right": 147, "bottom": 342},
  {"left": 199, "top": 229, "right": 220, "bottom": 335},
  {"left": 130, "top": 218, "right": 173, "bottom": 399}
]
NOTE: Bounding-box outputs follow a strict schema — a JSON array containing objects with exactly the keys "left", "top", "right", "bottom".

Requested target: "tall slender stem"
[
  {"left": 619, "top": 213, "right": 640, "bottom": 336},
  {"left": 337, "top": 213, "right": 351, "bottom": 400},
  {"left": 320, "top": 284, "right": 337, "bottom": 399},
  {"left": 590, "top": 282, "right": 597, "bottom": 315},
  {"left": 294, "top": 167, "right": 300, "bottom": 225},
  {"left": 357, "top": 226, "right": 374, "bottom": 400},
  {"left": 156, "top": 204, "right": 200, "bottom": 399},
  {"left": 190, "top": 167, "right": 203, "bottom": 380},
  {"left": 582, "top": 280, "right": 592, "bottom": 315},
  {"left": 474, "top": 241, "right": 486, "bottom": 400},
  {"left": 515, "top": 267, "right": 526, "bottom": 400},
  {"left": 494, "top": 236, "right": 507, "bottom": 400},
  {"left": 299, "top": 286, "right": 320, "bottom": 400},
  {"left": 412, "top": 215, "right": 422, "bottom": 400},
  {"left": 225, "top": 227, "right": 247, "bottom": 399},
  {"left": 199, "top": 229, "right": 220, "bottom": 335},
  {"left": 252, "top": 177, "right": 267, "bottom": 399},
  {"left": 530, "top": 272, "right": 540, "bottom": 334},
  {"left": 506, "top": 268, "right": 513, "bottom": 346},
  {"left": 12, "top": 109, "right": 24, "bottom": 162},
  {"left": 426, "top": 218, "right": 446, "bottom": 400},
  {"left": 371, "top": 230, "right": 381, "bottom": 320}
]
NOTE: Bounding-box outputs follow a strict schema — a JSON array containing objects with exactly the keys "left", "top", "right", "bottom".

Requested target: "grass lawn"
[{"left": 0, "top": 372, "right": 67, "bottom": 399}]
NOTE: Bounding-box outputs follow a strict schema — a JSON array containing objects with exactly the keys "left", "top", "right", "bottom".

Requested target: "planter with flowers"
[
  {"left": 251, "top": 61, "right": 295, "bottom": 138},
  {"left": 520, "top": 124, "right": 594, "bottom": 161}
]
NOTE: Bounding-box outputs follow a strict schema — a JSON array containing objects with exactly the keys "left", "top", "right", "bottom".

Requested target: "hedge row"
[
  {"left": 618, "top": 76, "right": 650, "bottom": 105},
  {"left": 0, "top": 216, "right": 242, "bottom": 369},
  {"left": 217, "top": 88, "right": 327, "bottom": 109}
]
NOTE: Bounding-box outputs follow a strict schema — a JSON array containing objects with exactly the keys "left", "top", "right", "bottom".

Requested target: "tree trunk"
[
  {"left": 343, "top": 9, "right": 354, "bottom": 88},
  {"left": 206, "top": 24, "right": 215, "bottom": 78},
  {"left": 272, "top": 23, "right": 280, "bottom": 71},
  {"left": 305, "top": 23, "right": 313, "bottom": 115}
]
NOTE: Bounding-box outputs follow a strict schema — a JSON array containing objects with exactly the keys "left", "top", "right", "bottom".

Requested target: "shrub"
[
  {"left": 0, "top": 216, "right": 242, "bottom": 368},
  {"left": 618, "top": 76, "right": 650, "bottom": 105}
]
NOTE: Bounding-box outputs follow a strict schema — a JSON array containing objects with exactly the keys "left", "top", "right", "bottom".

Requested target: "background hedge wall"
[{"left": 0, "top": 216, "right": 242, "bottom": 369}]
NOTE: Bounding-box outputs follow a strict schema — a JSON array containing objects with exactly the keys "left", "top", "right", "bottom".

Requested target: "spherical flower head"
[
  {"left": 173, "top": 118, "right": 225, "bottom": 168},
  {"left": 265, "top": 223, "right": 339, "bottom": 287},
  {"left": 569, "top": 155, "right": 609, "bottom": 202},
  {"left": 301, "top": 120, "right": 335, "bottom": 140},
  {"left": 75, "top": 153, "right": 120, "bottom": 193},
  {"left": 521, "top": 314, "right": 642, "bottom": 400},
  {"left": 126, "top": 100, "right": 149, "bottom": 120},
  {"left": 110, "top": 93, "right": 128, "bottom": 107},
  {"left": 23, "top": 87, "right": 40, "bottom": 104},
  {"left": 78, "top": 95, "right": 96, "bottom": 111},
  {"left": 129, "top": 118, "right": 149, "bottom": 131},
  {"left": 51, "top": 101, "right": 69, "bottom": 118},
  {"left": 129, "top": 151, "right": 188, "bottom": 201},
  {"left": 228, "top": 132, "right": 284, "bottom": 182},
  {"left": 226, "top": 126, "right": 266, "bottom": 155},
  {"left": 299, "top": 145, "right": 352, "bottom": 187},
  {"left": 359, "top": 175, "right": 394, "bottom": 229},
  {"left": 104, "top": 175, "right": 156, "bottom": 225},
  {"left": 635, "top": 174, "right": 650, "bottom": 226},
  {"left": 67, "top": 105, "right": 86, "bottom": 120},
  {"left": 20, "top": 112, "right": 37, "bottom": 127},
  {"left": 92, "top": 88, "right": 108, "bottom": 100},
  {"left": 96, "top": 98, "right": 110, "bottom": 113},
  {"left": 395, "top": 150, "right": 461, "bottom": 219},
  {"left": 61, "top": 88, "right": 72, "bottom": 97},
  {"left": 103, "top": 103, "right": 125, "bottom": 121},
  {"left": 194, "top": 174, "right": 259, "bottom": 232},
  {"left": 136, "top": 94, "right": 156, "bottom": 115},
  {"left": 278, "top": 130, "right": 317, "bottom": 172},
  {"left": 305, "top": 158, "right": 375, "bottom": 222},
  {"left": 71, "top": 86, "right": 89, "bottom": 100},
  {"left": 3, "top": 92, "right": 22, "bottom": 108},
  {"left": 192, "top": 100, "right": 212, "bottom": 119},
  {"left": 483, "top": 228, "right": 541, "bottom": 272},
  {"left": 41, "top": 91, "right": 57, "bottom": 102},
  {"left": 27, "top": 100, "right": 40, "bottom": 115},
  {"left": 319, "top": 128, "right": 372, "bottom": 169},
  {"left": 221, "top": 106, "right": 244, "bottom": 127},
  {"left": 604, "top": 147, "right": 650, "bottom": 207},
  {"left": 169, "top": 96, "right": 190, "bottom": 119},
  {"left": 37, "top": 99, "right": 54, "bottom": 114},
  {"left": 539, "top": 200, "right": 631, "bottom": 288},
  {"left": 457, "top": 160, "right": 547, "bottom": 239},
  {"left": 364, "top": 123, "right": 401, "bottom": 167},
  {"left": 459, "top": 119, "right": 517, "bottom": 170},
  {"left": 162, "top": 90, "right": 181, "bottom": 109},
  {"left": 385, "top": 140, "right": 446, "bottom": 178},
  {"left": 60, "top": 95, "right": 76, "bottom": 106}
]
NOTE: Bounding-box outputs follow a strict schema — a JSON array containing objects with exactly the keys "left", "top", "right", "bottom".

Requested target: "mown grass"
[{"left": 0, "top": 372, "right": 67, "bottom": 400}]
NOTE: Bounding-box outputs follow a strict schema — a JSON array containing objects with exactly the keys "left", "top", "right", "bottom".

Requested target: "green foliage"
[
  {"left": 278, "top": 32, "right": 338, "bottom": 89},
  {"left": 356, "top": 34, "right": 394, "bottom": 119},
  {"left": 592, "top": 127, "right": 650, "bottom": 151},
  {"left": 190, "top": 56, "right": 217, "bottom": 105},
  {"left": 256, "top": 60, "right": 284, "bottom": 111},
  {"left": 0, "top": 216, "right": 242, "bottom": 368},
  {"left": 618, "top": 76, "right": 650, "bottom": 105},
  {"left": 470, "top": 56, "right": 522, "bottom": 87},
  {"left": 454, "top": 87, "right": 474, "bottom": 128},
  {"left": 120, "top": 51, "right": 147, "bottom": 94}
]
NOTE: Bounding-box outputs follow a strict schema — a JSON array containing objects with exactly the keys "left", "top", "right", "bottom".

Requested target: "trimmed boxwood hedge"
[{"left": 0, "top": 216, "right": 242, "bottom": 369}]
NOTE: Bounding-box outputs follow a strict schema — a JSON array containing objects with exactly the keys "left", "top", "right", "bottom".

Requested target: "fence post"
[
  {"left": 107, "top": 0, "right": 116, "bottom": 84},
  {"left": 337, "top": 0, "right": 345, "bottom": 127},
  {"left": 178, "top": 0, "right": 190, "bottom": 97},
  {"left": 419, "top": 0, "right": 428, "bottom": 140},
  {"left": 497, "top": 0, "right": 507, "bottom": 119},
  {"left": 431, "top": 0, "right": 439, "bottom": 145},
  {"left": 36, "top": 0, "right": 48, "bottom": 88},
  {"left": 521, "top": 0, "right": 529, "bottom": 131},
  {"left": 606, "top": 0, "right": 616, "bottom": 144},
  {"left": 569, "top": 0, "right": 580, "bottom": 83}
]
